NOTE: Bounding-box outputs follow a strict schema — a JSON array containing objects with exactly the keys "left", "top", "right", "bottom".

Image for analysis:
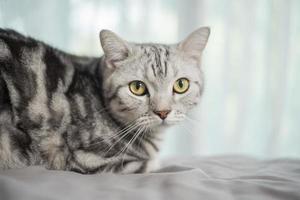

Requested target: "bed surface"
[{"left": 0, "top": 156, "right": 300, "bottom": 200}]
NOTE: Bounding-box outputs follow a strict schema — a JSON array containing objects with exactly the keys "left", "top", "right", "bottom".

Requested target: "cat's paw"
[
  {"left": 117, "top": 159, "right": 160, "bottom": 174},
  {"left": 144, "top": 159, "right": 160, "bottom": 173},
  {"left": 45, "top": 152, "right": 67, "bottom": 170}
]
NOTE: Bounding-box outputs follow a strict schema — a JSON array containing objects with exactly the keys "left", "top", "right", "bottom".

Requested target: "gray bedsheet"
[{"left": 0, "top": 156, "right": 300, "bottom": 200}]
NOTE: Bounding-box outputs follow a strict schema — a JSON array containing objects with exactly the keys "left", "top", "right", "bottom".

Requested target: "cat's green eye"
[
  {"left": 129, "top": 80, "right": 147, "bottom": 96},
  {"left": 173, "top": 78, "right": 189, "bottom": 94}
]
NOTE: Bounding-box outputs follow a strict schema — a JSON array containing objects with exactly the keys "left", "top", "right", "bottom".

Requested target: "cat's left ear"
[
  {"left": 177, "top": 27, "right": 210, "bottom": 61},
  {"left": 99, "top": 30, "right": 131, "bottom": 66}
]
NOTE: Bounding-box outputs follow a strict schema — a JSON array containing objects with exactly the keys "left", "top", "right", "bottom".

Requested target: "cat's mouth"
[
  {"left": 133, "top": 111, "right": 185, "bottom": 129},
  {"left": 155, "top": 117, "right": 179, "bottom": 127}
]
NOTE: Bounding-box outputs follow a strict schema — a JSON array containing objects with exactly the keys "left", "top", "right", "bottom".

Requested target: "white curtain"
[{"left": 1, "top": 0, "right": 299, "bottom": 158}]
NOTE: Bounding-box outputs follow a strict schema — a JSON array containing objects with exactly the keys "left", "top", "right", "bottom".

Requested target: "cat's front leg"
[
  {"left": 115, "top": 158, "right": 160, "bottom": 174},
  {"left": 38, "top": 134, "right": 69, "bottom": 170},
  {"left": 19, "top": 115, "right": 71, "bottom": 170},
  {"left": 0, "top": 124, "right": 33, "bottom": 169},
  {"left": 145, "top": 158, "right": 160, "bottom": 173},
  {"left": 68, "top": 150, "right": 160, "bottom": 174}
]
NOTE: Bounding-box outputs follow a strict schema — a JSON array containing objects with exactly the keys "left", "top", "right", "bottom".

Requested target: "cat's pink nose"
[{"left": 153, "top": 110, "right": 171, "bottom": 120}]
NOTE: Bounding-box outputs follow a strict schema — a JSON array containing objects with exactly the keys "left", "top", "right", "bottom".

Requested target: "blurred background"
[{"left": 0, "top": 0, "right": 299, "bottom": 158}]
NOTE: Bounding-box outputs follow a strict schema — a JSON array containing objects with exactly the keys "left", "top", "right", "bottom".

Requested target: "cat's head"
[{"left": 99, "top": 27, "right": 210, "bottom": 131}]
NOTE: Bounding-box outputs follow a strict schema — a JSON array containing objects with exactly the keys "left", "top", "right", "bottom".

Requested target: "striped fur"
[{"left": 0, "top": 27, "right": 210, "bottom": 173}]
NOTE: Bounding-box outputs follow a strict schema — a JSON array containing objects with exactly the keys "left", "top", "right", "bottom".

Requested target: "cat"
[{"left": 0, "top": 27, "right": 210, "bottom": 174}]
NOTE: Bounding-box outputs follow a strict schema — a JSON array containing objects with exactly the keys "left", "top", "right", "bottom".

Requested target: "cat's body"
[{"left": 0, "top": 27, "right": 209, "bottom": 173}]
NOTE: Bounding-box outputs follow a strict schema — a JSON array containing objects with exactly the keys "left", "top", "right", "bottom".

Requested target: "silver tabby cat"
[{"left": 0, "top": 27, "right": 210, "bottom": 174}]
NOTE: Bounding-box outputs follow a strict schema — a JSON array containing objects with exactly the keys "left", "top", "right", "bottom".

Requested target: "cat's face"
[{"left": 100, "top": 27, "right": 210, "bottom": 131}]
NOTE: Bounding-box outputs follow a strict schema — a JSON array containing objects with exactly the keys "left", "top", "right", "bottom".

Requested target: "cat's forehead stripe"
[
  {"left": 140, "top": 44, "right": 170, "bottom": 78},
  {"left": 151, "top": 63, "right": 156, "bottom": 77},
  {"left": 151, "top": 45, "right": 163, "bottom": 77}
]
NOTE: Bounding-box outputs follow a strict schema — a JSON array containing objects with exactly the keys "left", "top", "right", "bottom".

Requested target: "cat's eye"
[
  {"left": 129, "top": 80, "right": 147, "bottom": 96},
  {"left": 173, "top": 78, "right": 189, "bottom": 94}
]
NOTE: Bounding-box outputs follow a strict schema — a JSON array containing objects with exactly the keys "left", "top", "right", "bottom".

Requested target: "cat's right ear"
[
  {"left": 99, "top": 30, "right": 131, "bottom": 67},
  {"left": 177, "top": 27, "right": 210, "bottom": 61}
]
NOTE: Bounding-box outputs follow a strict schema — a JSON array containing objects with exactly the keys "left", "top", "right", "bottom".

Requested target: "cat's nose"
[{"left": 153, "top": 110, "right": 171, "bottom": 120}]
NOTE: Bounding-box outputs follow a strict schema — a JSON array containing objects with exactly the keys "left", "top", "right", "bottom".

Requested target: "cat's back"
[
  {"left": 0, "top": 28, "right": 100, "bottom": 110},
  {"left": 0, "top": 28, "right": 82, "bottom": 93},
  {"left": 0, "top": 28, "right": 97, "bottom": 76},
  {"left": 0, "top": 29, "right": 41, "bottom": 109},
  {"left": 0, "top": 29, "right": 82, "bottom": 116},
  {"left": 0, "top": 28, "right": 41, "bottom": 60},
  {"left": 0, "top": 28, "right": 63, "bottom": 75}
]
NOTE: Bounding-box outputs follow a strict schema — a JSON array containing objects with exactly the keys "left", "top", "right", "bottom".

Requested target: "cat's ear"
[
  {"left": 177, "top": 27, "right": 210, "bottom": 61},
  {"left": 99, "top": 30, "right": 131, "bottom": 64}
]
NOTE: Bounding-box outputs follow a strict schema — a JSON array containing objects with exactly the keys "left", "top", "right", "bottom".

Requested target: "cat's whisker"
[
  {"left": 181, "top": 123, "right": 198, "bottom": 137},
  {"left": 182, "top": 117, "right": 201, "bottom": 129},
  {"left": 95, "top": 106, "right": 111, "bottom": 115},
  {"left": 119, "top": 125, "right": 146, "bottom": 168},
  {"left": 184, "top": 115, "right": 201, "bottom": 124},
  {"left": 137, "top": 125, "right": 148, "bottom": 150},
  {"left": 102, "top": 122, "right": 136, "bottom": 141},
  {"left": 92, "top": 115, "right": 145, "bottom": 152},
  {"left": 103, "top": 122, "right": 141, "bottom": 155},
  {"left": 89, "top": 118, "right": 139, "bottom": 146},
  {"left": 118, "top": 125, "right": 145, "bottom": 157},
  {"left": 117, "top": 129, "right": 142, "bottom": 166},
  {"left": 97, "top": 107, "right": 109, "bottom": 113}
]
